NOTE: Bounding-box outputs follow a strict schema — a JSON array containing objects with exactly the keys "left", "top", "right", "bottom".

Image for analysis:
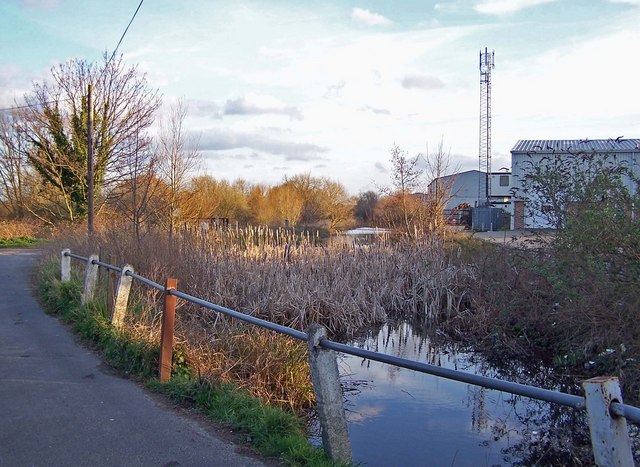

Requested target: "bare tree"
[
  {"left": 318, "top": 179, "right": 354, "bottom": 232},
  {"left": 156, "top": 99, "right": 201, "bottom": 240},
  {"left": 0, "top": 112, "right": 32, "bottom": 218},
  {"left": 423, "top": 140, "right": 459, "bottom": 234},
  {"left": 354, "top": 191, "right": 379, "bottom": 226},
  {"left": 388, "top": 144, "right": 423, "bottom": 238},
  {"left": 18, "top": 54, "right": 161, "bottom": 223},
  {"left": 109, "top": 131, "right": 163, "bottom": 242},
  {"left": 267, "top": 182, "right": 304, "bottom": 227}
]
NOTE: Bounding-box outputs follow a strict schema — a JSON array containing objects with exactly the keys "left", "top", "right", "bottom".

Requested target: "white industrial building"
[
  {"left": 429, "top": 138, "right": 640, "bottom": 230},
  {"left": 510, "top": 139, "right": 640, "bottom": 229}
]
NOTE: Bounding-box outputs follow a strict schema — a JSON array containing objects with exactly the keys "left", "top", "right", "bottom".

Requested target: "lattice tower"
[{"left": 479, "top": 47, "right": 495, "bottom": 206}]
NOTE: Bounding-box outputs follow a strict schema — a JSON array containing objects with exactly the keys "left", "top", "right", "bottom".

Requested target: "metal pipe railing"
[
  {"left": 170, "top": 289, "right": 308, "bottom": 341},
  {"left": 125, "top": 270, "right": 165, "bottom": 291},
  {"left": 93, "top": 260, "right": 122, "bottom": 274},
  {"left": 62, "top": 250, "right": 640, "bottom": 426}
]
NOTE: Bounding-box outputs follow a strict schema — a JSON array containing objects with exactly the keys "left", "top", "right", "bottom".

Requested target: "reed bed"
[
  {"left": 168, "top": 226, "right": 474, "bottom": 337},
  {"left": 51, "top": 225, "right": 474, "bottom": 409}
]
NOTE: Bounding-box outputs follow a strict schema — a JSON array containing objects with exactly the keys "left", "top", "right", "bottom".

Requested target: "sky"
[{"left": 1, "top": 0, "right": 639, "bottom": 194}]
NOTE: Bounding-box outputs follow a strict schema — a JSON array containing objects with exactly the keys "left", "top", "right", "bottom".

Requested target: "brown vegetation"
[
  {"left": 450, "top": 233, "right": 640, "bottom": 406},
  {"left": 48, "top": 224, "right": 472, "bottom": 409}
]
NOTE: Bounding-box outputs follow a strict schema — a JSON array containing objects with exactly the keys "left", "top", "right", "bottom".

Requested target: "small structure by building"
[{"left": 428, "top": 169, "right": 512, "bottom": 210}]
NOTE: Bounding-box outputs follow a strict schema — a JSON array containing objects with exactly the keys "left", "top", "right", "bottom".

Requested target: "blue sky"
[{"left": 1, "top": 0, "right": 639, "bottom": 193}]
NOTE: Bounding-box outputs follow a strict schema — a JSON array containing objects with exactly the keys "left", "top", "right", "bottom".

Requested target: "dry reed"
[{"left": 48, "top": 225, "right": 474, "bottom": 409}]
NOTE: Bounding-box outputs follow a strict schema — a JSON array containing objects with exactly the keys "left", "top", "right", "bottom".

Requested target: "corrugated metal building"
[
  {"left": 510, "top": 139, "right": 640, "bottom": 228},
  {"left": 428, "top": 169, "right": 512, "bottom": 210}
]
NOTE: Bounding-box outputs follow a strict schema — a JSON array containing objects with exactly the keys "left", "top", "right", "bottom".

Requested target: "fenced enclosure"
[{"left": 62, "top": 248, "right": 640, "bottom": 465}]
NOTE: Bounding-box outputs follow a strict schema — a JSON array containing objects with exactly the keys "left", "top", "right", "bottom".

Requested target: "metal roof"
[{"left": 511, "top": 139, "right": 640, "bottom": 154}]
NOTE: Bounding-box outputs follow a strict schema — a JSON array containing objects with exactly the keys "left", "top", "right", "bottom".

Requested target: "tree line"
[{"left": 0, "top": 54, "right": 457, "bottom": 239}]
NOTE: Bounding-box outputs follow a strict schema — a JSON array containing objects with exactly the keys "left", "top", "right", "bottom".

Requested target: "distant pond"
[{"left": 318, "top": 320, "right": 593, "bottom": 466}]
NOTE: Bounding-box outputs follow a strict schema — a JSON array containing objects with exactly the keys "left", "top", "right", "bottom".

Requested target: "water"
[{"left": 332, "top": 320, "right": 589, "bottom": 466}]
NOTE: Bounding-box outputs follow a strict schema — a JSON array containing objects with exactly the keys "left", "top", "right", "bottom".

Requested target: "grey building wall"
[{"left": 429, "top": 170, "right": 483, "bottom": 210}]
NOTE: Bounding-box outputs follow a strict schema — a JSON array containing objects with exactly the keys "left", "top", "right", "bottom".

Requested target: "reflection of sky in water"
[{"left": 339, "top": 322, "right": 530, "bottom": 467}]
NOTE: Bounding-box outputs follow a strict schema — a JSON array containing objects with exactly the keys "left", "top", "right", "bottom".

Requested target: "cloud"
[
  {"left": 474, "top": 0, "right": 557, "bottom": 15},
  {"left": 358, "top": 105, "right": 391, "bottom": 115},
  {"left": 188, "top": 99, "right": 221, "bottom": 118},
  {"left": 434, "top": 2, "right": 463, "bottom": 13},
  {"left": 374, "top": 162, "right": 387, "bottom": 173},
  {"left": 0, "top": 65, "right": 33, "bottom": 108},
  {"left": 198, "top": 128, "right": 329, "bottom": 161},
  {"left": 257, "top": 46, "right": 293, "bottom": 60},
  {"left": 401, "top": 74, "right": 445, "bottom": 90},
  {"left": 21, "top": 0, "right": 60, "bottom": 8},
  {"left": 346, "top": 404, "right": 384, "bottom": 423},
  {"left": 324, "top": 81, "right": 346, "bottom": 99},
  {"left": 223, "top": 94, "right": 303, "bottom": 121},
  {"left": 351, "top": 8, "right": 392, "bottom": 26},
  {"left": 608, "top": 0, "right": 640, "bottom": 4}
]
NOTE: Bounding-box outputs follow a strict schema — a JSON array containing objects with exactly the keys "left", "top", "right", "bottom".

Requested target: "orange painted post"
[{"left": 159, "top": 278, "right": 178, "bottom": 383}]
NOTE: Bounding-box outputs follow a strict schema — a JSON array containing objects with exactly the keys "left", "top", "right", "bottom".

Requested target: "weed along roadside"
[{"left": 51, "top": 247, "right": 640, "bottom": 466}]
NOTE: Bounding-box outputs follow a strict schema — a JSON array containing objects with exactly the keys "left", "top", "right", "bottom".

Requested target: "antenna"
[{"left": 479, "top": 47, "right": 495, "bottom": 206}]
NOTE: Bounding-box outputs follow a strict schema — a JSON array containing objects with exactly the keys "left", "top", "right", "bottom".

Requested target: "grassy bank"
[
  {"left": 35, "top": 258, "right": 340, "bottom": 466},
  {"left": 0, "top": 236, "right": 40, "bottom": 247}
]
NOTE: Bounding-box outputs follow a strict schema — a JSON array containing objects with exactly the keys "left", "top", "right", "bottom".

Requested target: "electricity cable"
[{"left": 0, "top": 0, "right": 146, "bottom": 113}]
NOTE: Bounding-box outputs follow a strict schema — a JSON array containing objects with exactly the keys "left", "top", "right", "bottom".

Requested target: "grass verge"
[
  {"left": 0, "top": 236, "right": 41, "bottom": 248},
  {"left": 36, "top": 258, "right": 342, "bottom": 466}
]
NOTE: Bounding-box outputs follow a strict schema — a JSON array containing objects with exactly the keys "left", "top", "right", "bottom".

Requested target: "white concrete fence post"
[
  {"left": 111, "top": 264, "right": 134, "bottom": 329},
  {"left": 582, "top": 376, "right": 633, "bottom": 466},
  {"left": 61, "top": 249, "right": 71, "bottom": 282},
  {"left": 306, "top": 324, "right": 352, "bottom": 464},
  {"left": 81, "top": 254, "right": 100, "bottom": 305}
]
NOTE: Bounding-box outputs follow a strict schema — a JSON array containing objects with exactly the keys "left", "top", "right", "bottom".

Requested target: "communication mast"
[{"left": 478, "top": 47, "right": 495, "bottom": 206}]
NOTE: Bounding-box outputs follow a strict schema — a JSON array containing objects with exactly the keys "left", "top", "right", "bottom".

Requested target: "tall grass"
[
  {"left": 58, "top": 226, "right": 472, "bottom": 336},
  {"left": 0, "top": 220, "right": 49, "bottom": 240},
  {"left": 46, "top": 225, "right": 473, "bottom": 409}
]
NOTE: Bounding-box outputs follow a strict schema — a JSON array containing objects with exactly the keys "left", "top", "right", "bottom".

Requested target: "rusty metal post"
[
  {"left": 583, "top": 376, "right": 633, "bottom": 466},
  {"left": 61, "top": 249, "right": 71, "bottom": 282},
  {"left": 307, "top": 324, "right": 352, "bottom": 464},
  {"left": 111, "top": 264, "right": 134, "bottom": 329},
  {"left": 159, "top": 278, "right": 177, "bottom": 383},
  {"left": 81, "top": 254, "right": 99, "bottom": 305}
]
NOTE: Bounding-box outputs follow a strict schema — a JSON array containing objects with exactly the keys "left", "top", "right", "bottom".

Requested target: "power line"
[
  {"left": 104, "top": 0, "right": 145, "bottom": 73},
  {"left": 0, "top": 0, "right": 146, "bottom": 113}
]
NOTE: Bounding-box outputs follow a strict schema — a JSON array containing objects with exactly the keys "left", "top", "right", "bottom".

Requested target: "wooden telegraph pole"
[{"left": 87, "top": 83, "right": 94, "bottom": 236}]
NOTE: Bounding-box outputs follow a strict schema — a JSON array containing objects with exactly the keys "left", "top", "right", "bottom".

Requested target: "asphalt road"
[{"left": 0, "top": 248, "right": 270, "bottom": 467}]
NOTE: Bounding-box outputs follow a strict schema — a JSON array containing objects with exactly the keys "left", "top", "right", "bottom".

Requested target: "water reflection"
[{"left": 337, "top": 320, "right": 594, "bottom": 466}]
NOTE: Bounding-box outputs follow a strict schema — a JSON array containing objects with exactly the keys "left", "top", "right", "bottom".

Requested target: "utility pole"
[{"left": 87, "top": 83, "right": 94, "bottom": 236}]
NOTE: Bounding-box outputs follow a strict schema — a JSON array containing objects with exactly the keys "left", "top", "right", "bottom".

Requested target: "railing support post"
[
  {"left": 159, "top": 278, "right": 177, "bottom": 383},
  {"left": 306, "top": 324, "right": 352, "bottom": 464},
  {"left": 111, "top": 264, "right": 134, "bottom": 329},
  {"left": 583, "top": 376, "right": 633, "bottom": 466},
  {"left": 61, "top": 249, "right": 71, "bottom": 282},
  {"left": 81, "top": 254, "right": 99, "bottom": 305}
]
